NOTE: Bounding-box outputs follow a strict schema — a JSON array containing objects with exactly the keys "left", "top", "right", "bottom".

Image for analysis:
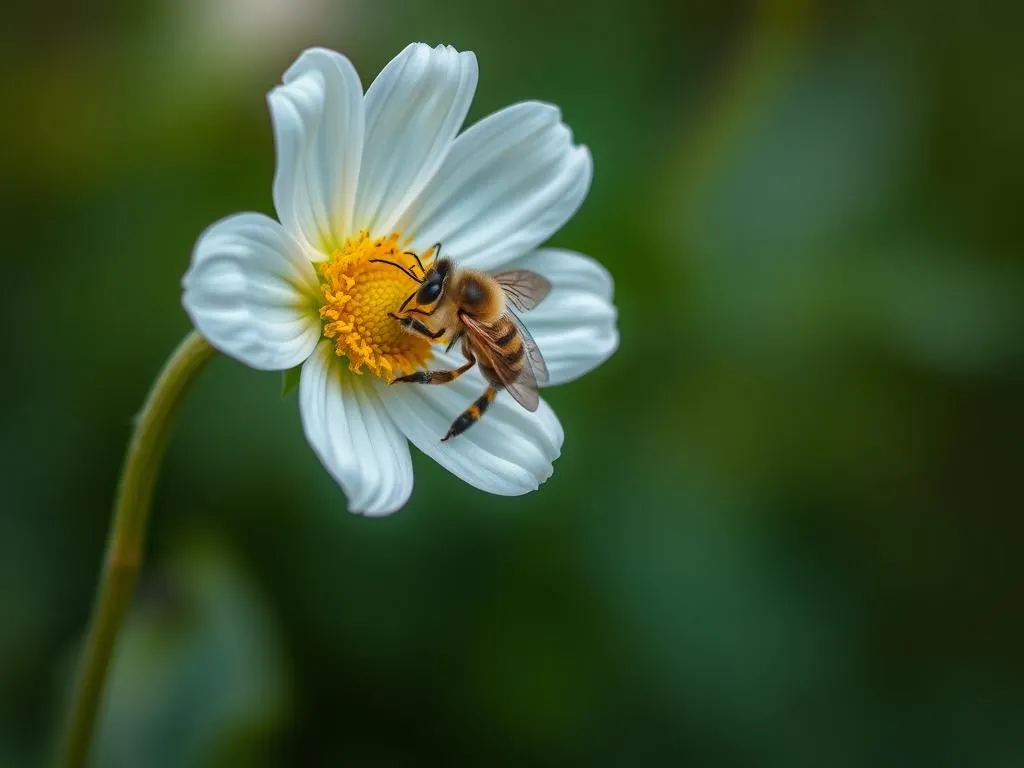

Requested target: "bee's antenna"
[
  {"left": 402, "top": 250, "right": 425, "bottom": 275},
  {"left": 368, "top": 259, "right": 421, "bottom": 283}
]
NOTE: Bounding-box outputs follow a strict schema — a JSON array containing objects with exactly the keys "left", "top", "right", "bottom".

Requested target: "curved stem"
[{"left": 59, "top": 331, "right": 216, "bottom": 767}]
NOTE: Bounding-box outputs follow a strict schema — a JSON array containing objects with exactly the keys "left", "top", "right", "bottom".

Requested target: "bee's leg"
[
  {"left": 404, "top": 305, "right": 439, "bottom": 317},
  {"left": 445, "top": 330, "right": 465, "bottom": 353},
  {"left": 393, "top": 351, "right": 476, "bottom": 385},
  {"left": 442, "top": 387, "right": 498, "bottom": 442},
  {"left": 388, "top": 313, "right": 444, "bottom": 339}
]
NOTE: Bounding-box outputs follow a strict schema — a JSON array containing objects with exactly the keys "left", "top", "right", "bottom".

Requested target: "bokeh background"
[{"left": 3, "top": 0, "right": 1024, "bottom": 765}]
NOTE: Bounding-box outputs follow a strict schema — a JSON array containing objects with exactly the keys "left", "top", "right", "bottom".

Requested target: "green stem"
[{"left": 59, "top": 331, "right": 216, "bottom": 767}]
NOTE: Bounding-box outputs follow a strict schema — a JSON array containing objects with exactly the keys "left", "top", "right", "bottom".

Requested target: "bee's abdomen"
[{"left": 476, "top": 316, "right": 525, "bottom": 388}]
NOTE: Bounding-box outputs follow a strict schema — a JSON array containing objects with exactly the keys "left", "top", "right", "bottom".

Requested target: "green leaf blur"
[{"left": 281, "top": 367, "right": 301, "bottom": 400}]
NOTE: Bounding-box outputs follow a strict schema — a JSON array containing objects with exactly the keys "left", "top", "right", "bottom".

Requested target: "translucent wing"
[
  {"left": 507, "top": 311, "right": 549, "bottom": 386},
  {"left": 460, "top": 313, "right": 545, "bottom": 412},
  {"left": 494, "top": 270, "right": 552, "bottom": 312}
]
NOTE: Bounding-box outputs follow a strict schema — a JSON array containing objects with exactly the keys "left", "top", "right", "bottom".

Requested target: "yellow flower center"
[{"left": 317, "top": 231, "right": 433, "bottom": 380}]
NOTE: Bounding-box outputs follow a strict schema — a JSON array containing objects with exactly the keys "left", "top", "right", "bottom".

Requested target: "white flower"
[{"left": 182, "top": 43, "right": 618, "bottom": 515}]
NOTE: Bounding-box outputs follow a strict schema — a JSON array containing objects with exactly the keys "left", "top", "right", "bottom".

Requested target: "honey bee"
[{"left": 370, "top": 243, "right": 552, "bottom": 441}]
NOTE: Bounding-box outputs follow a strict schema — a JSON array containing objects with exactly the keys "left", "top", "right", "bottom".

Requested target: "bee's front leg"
[{"left": 388, "top": 312, "right": 445, "bottom": 340}]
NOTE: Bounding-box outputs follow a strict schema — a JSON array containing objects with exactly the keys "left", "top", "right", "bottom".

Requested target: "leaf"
[{"left": 280, "top": 366, "right": 301, "bottom": 399}]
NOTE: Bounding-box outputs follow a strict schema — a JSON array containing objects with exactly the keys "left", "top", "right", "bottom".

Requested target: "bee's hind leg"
[
  {"left": 442, "top": 387, "right": 498, "bottom": 442},
  {"left": 393, "top": 352, "right": 476, "bottom": 385}
]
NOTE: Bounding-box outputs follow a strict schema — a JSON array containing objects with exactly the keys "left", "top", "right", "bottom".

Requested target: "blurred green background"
[{"left": 3, "top": 0, "right": 1024, "bottom": 765}]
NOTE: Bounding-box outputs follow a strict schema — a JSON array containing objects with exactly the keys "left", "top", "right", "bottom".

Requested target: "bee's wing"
[
  {"left": 494, "top": 270, "right": 552, "bottom": 312},
  {"left": 508, "top": 310, "right": 549, "bottom": 386},
  {"left": 460, "top": 313, "right": 545, "bottom": 412}
]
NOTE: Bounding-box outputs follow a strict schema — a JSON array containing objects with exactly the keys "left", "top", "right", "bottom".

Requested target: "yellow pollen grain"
[{"left": 318, "top": 231, "right": 433, "bottom": 380}]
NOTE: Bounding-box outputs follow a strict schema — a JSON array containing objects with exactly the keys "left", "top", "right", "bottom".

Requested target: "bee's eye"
[{"left": 417, "top": 281, "right": 442, "bottom": 304}]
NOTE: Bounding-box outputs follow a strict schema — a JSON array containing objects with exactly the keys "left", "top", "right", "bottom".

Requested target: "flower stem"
[{"left": 59, "top": 331, "right": 216, "bottom": 768}]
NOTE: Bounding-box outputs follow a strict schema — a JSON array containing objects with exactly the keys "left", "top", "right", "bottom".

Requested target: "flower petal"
[
  {"left": 182, "top": 212, "right": 321, "bottom": 371},
  {"left": 268, "top": 47, "right": 364, "bottom": 256},
  {"left": 397, "top": 101, "right": 592, "bottom": 273},
  {"left": 377, "top": 354, "right": 563, "bottom": 496},
  {"left": 299, "top": 341, "right": 414, "bottom": 515},
  {"left": 514, "top": 248, "right": 619, "bottom": 385},
  {"left": 355, "top": 43, "right": 478, "bottom": 235}
]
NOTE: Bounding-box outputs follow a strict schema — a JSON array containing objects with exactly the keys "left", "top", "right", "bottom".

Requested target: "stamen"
[{"left": 318, "top": 231, "right": 434, "bottom": 380}]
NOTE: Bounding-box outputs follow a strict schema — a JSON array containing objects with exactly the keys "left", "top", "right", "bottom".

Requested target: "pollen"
[{"left": 318, "top": 231, "right": 433, "bottom": 380}]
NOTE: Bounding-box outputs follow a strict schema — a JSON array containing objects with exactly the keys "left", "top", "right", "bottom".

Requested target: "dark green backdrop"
[{"left": 3, "top": 0, "right": 1023, "bottom": 765}]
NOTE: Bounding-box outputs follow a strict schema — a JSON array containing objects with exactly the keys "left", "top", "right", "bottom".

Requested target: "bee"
[{"left": 370, "top": 243, "right": 552, "bottom": 441}]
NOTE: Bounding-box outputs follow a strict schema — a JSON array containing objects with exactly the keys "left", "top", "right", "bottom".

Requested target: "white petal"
[
  {"left": 514, "top": 249, "right": 619, "bottom": 385},
  {"left": 299, "top": 341, "right": 414, "bottom": 515},
  {"left": 355, "top": 43, "right": 478, "bottom": 235},
  {"left": 377, "top": 354, "right": 563, "bottom": 496},
  {"left": 268, "top": 47, "right": 364, "bottom": 256},
  {"left": 397, "top": 101, "right": 592, "bottom": 273},
  {"left": 182, "top": 213, "right": 321, "bottom": 371}
]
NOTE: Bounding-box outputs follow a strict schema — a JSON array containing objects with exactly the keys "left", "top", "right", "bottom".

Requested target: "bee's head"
[{"left": 416, "top": 257, "right": 451, "bottom": 305}]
